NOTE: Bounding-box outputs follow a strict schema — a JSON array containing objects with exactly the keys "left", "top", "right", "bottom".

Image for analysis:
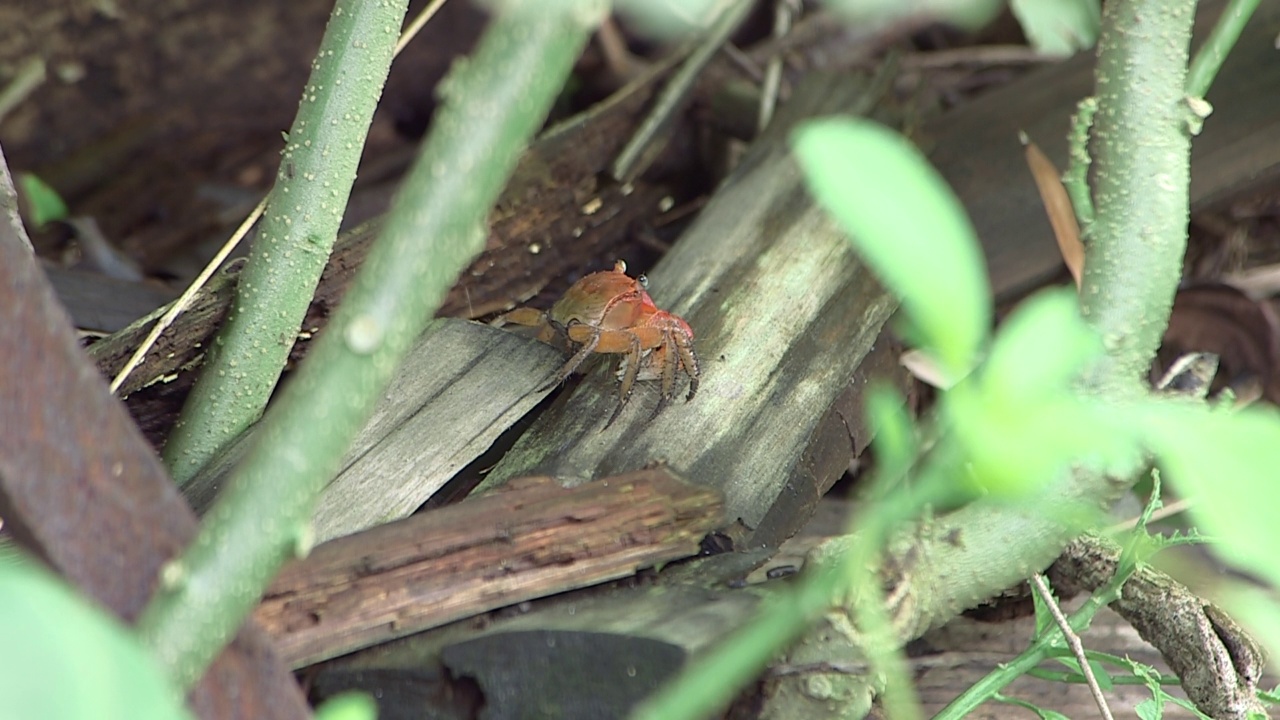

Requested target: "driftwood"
[{"left": 253, "top": 468, "right": 723, "bottom": 668}]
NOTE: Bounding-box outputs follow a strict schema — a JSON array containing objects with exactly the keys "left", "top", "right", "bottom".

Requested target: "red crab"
[{"left": 495, "top": 260, "right": 700, "bottom": 425}]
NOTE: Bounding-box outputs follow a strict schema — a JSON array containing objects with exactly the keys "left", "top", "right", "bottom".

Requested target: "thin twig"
[
  {"left": 109, "top": 201, "right": 265, "bottom": 393},
  {"left": 1109, "top": 498, "right": 1194, "bottom": 532},
  {"left": 1031, "top": 573, "right": 1115, "bottom": 720},
  {"left": 757, "top": 0, "right": 798, "bottom": 133},
  {"left": 1185, "top": 0, "right": 1261, "bottom": 98},
  {"left": 610, "top": 0, "right": 753, "bottom": 182},
  {"left": 0, "top": 57, "right": 46, "bottom": 123},
  {"left": 902, "top": 45, "right": 1058, "bottom": 69},
  {"left": 394, "top": 0, "right": 450, "bottom": 57}
]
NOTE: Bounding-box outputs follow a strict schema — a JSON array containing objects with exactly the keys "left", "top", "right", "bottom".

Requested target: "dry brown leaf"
[{"left": 1022, "top": 135, "right": 1084, "bottom": 288}]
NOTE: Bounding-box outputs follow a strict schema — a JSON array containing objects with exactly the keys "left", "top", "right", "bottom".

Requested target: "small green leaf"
[
  {"left": 1139, "top": 403, "right": 1280, "bottom": 588},
  {"left": 314, "top": 692, "right": 378, "bottom": 720},
  {"left": 1136, "top": 698, "right": 1162, "bottom": 720},
  {"left": 1031, "top": 577, "right": 1054, "bottom": 638},
  {"left": 18, "top": 173, "right": 69, "bottom": 228},
  {"left": 0, "top": 556, "right": 193, "bottom": 720},
  {"left": 1088, "top": 658, "right": 1114, "bottom": 691},
  {"left": 1010, "top": 0, "right": 1101, "bottom": 56},
  {"left": 792, "top": 117, "right": 991, "bottom": 376},
  {"left": 980, "top": 289, "right": 1101, "bottom": 407}
]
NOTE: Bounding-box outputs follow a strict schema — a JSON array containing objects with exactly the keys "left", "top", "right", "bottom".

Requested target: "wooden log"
[
  {"left": 0, "top": 159, "right": 309, "bottom": 719},
  {"left": 252, "top": 467, "right": 724, "bottom": 668},
  {"left": 308, "top": 551, "right": 770, "bottom": 720},
  {"left": 43, "top": 265, "right": 177, "bottom": 333}
]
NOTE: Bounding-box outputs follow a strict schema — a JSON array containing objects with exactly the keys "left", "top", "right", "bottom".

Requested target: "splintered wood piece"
[{"left": 254, "top": 467, "right": 724, "bottom": 668}]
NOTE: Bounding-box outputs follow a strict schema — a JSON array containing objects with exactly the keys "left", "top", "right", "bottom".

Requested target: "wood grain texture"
[
  {"left": 185, "top": 318, "right": 568, "bottom": 543},
  {"left": 0, "top": 150, "right": 308, "bottom": 720},
  {"left": 476, "top": 73, "right": 899, "bottom": 548},
  {"left": 254, "top": 468, "right": 724, "bottom": 668}
]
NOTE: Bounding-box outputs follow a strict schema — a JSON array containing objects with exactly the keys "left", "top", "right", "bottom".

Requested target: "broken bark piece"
[
  {"left": 1050, "top": 534, "right": 1267, "bottom": 719},
  {"left": 254, "top": 467, "right": 724, "bottom": 668}
]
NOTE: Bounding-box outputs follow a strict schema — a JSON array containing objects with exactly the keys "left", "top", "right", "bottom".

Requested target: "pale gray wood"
[
  {"left": 475, "top": 72, "right": 899, "bottom": 543},
  {"left": 186, "top": 318, "right": 564, "bottom": 542}
]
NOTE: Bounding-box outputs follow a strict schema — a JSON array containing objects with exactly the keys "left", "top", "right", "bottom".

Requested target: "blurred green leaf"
[
  {"left": 1010, "top": 0, "right": 1101, "bottom": 56},
  {"left": 792, "top": 117, "right": 991, "bottom": 376},
  {"left": 980, "top": 289, "right": 1100, "bottom": 407},
  {"left": 945, "top": 291, "right": 1134, "bottom": 497},
  {"left": 315, "top": 692, "right": 378, "bottom": 720},
  {"left": 1139, "top": 403, "right": 1280, "bottom": 589},
  {"left": 614, "top": 0, "right": 721, "bottom": 38},
  {"left": 0, "top": 557, "right": 193, "bottom": 720},
  {"left": 18, "top": 172, "right": 69, "bottom": 228},
  {"left": 821, "top": 0, "right": 1006, "bottom": 31}
]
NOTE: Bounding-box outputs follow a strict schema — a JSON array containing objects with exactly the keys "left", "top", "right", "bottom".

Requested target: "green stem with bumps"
[
  {"left": 162, "top": 0, "right": 409, "bottom": 487},
  {"left": 137, "top": 0, "right": 603, "bottom": 689}
]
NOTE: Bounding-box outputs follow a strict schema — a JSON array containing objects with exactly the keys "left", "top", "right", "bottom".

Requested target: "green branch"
[
  {"left": 1186, "top": 0, "right": 1260, "bottom": 98},
  {"left": 1077, "top": 0, "right": 1198, "bottom": 396},
  {"left": 161, "top": 0, "right": 409, "bottom": 486},
  {"left": 137, "top": 0, "right": 602, "bottom": 689}
]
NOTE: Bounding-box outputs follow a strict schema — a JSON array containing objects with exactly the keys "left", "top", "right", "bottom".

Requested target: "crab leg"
[
  {"left": 674, "top": 333, "right": 700, "bottom": 400},
  {"left": 605, "top": 333, "right": 644, "bottom": 427},
  {"left": 538, "top": 321, "right": 601, "bottom": 392}
]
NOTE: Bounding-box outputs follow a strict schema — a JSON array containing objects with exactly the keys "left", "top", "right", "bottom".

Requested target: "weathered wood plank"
[
  {"left": 254, "top": 467, "right": 723, "bottom": 668},
  {"left": 0, "top": 154, "right": 309, "bottom": 719},
  {"left": 184, "top": 318, "right": 566, "bottom": 543},
  {"left": 476, "top": 72, "right": 900, "bottom": 548}
]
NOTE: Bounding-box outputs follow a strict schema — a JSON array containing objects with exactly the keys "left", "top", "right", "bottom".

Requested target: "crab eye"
[{"left": 637, "top": 274, "right": 649, "bottom": 288}]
